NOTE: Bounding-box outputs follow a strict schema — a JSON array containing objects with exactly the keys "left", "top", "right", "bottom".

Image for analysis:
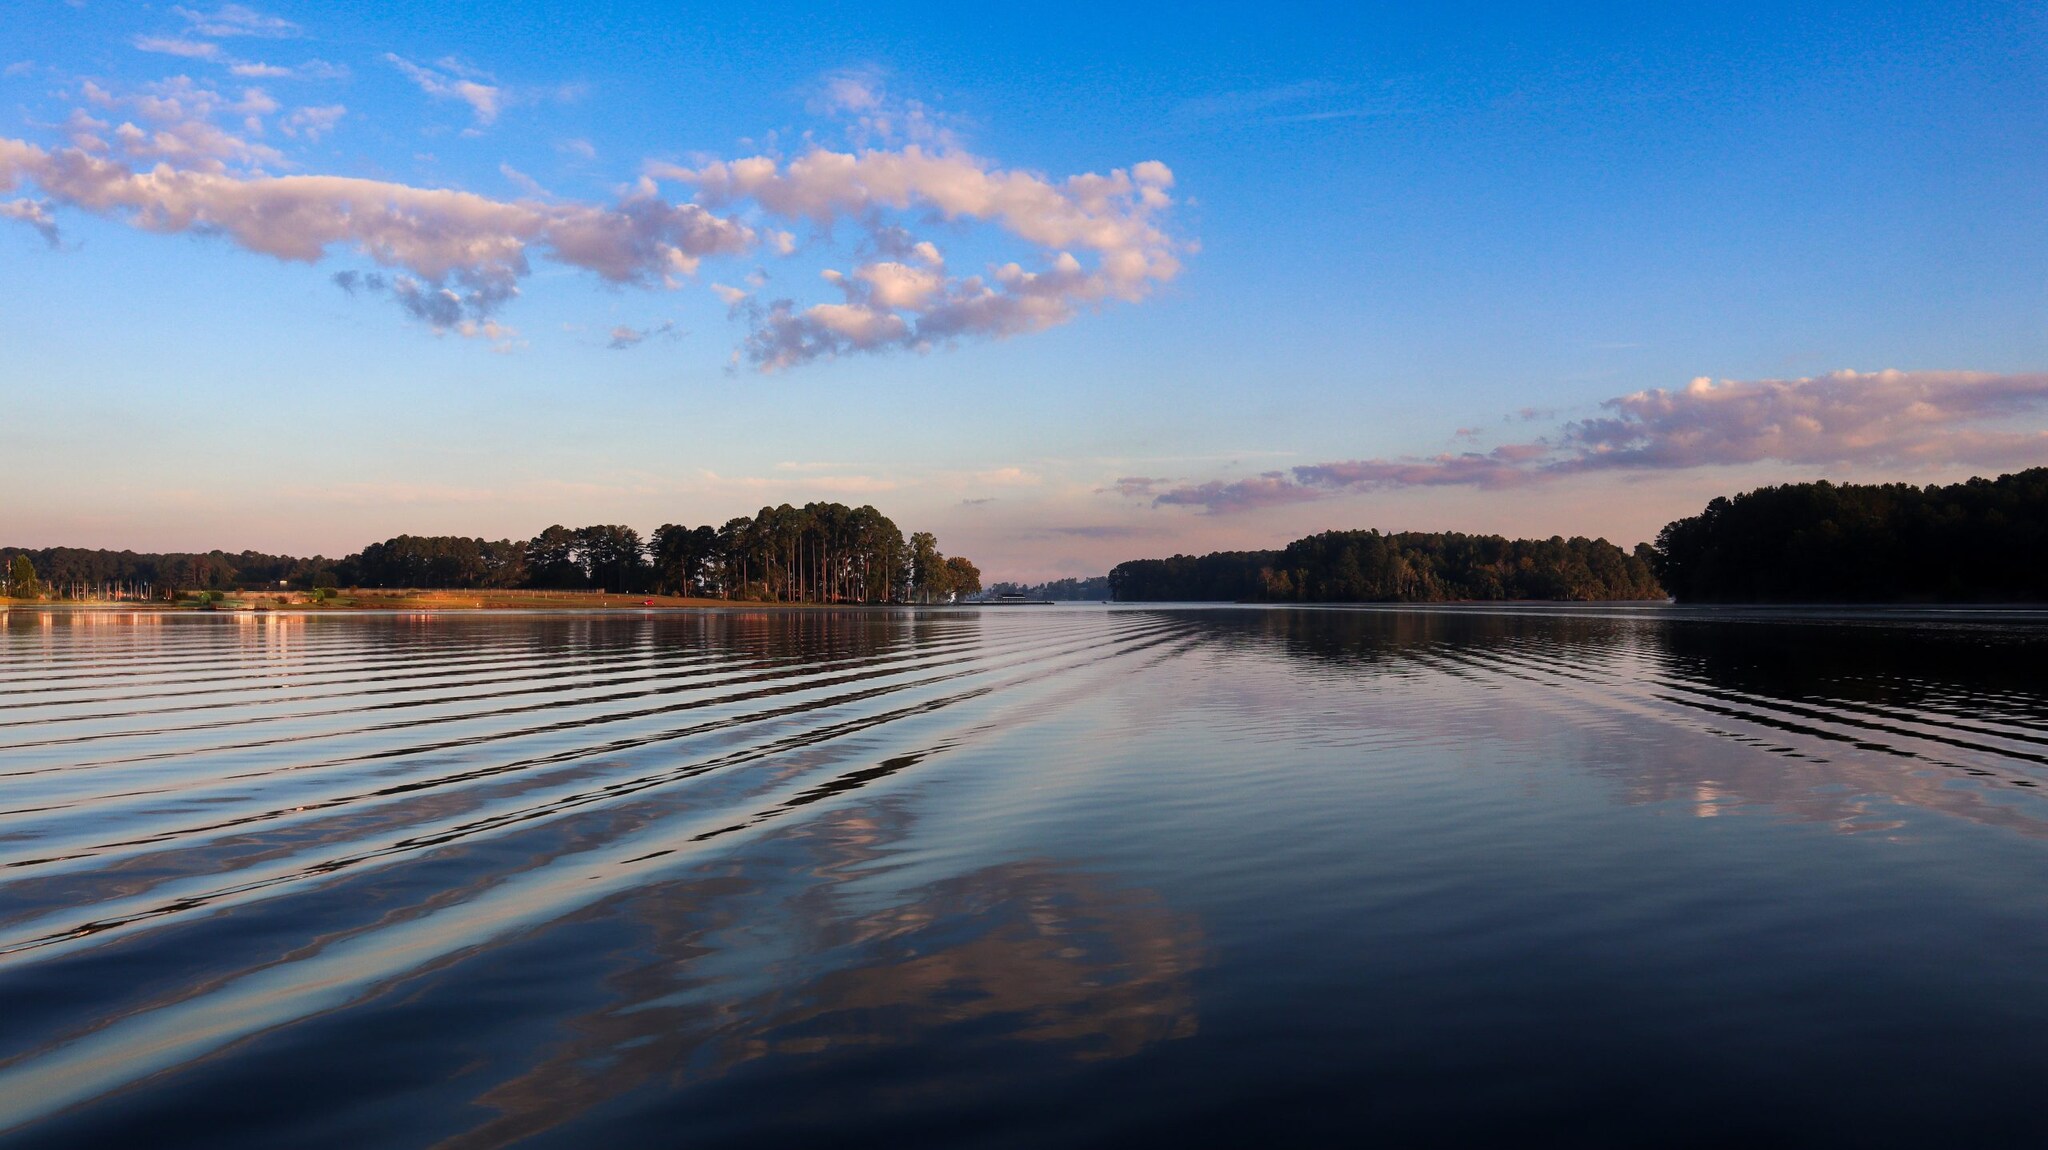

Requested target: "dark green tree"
[
  {"left": 908, "top": 532, "right": 942, "bottom": 603},
  {"left": 650, "top": 524, "right": 718, "bottom": 596},
  {"left": 1110, "top": 531, "right": 1662, "bottom": 603},
  {"left": 523, "top": 526, "right": 585, "bottom": 589},
  {"left": 576, "top": 525, "right": 647, "bottom": 593},
  {"left": 1650, "top": 469, "right": 2048, "bottom": 602}
]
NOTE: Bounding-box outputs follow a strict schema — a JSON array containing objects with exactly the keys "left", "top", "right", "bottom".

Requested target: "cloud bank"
[
  {"left": 1148, "top": 370, "right": 2048, "bottom": 512},
  {"left": 661, "top": 144, "right": 1183, "bottom": 370},
  {"left": 0, "top": 135, "right": 753, "bottom": 334},
  {"left": 1, "top": 58, "right": 1186, "bottom": 368}
]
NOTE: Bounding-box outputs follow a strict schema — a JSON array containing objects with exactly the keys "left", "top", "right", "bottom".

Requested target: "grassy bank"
[{"left": 1, "top": 590, "right": 876, "bottom": 611}]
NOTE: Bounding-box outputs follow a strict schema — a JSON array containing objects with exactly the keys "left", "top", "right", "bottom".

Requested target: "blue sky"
[{"left": 2, "top": 1, "right": 2044, "bottom": 578}]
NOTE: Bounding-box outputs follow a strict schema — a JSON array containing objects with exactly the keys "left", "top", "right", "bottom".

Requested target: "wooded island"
[{"left": 1109, "top": 531, "right": 1663, "bottom": 602}]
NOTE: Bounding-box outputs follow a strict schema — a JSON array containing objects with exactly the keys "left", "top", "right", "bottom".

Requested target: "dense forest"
[
  {"left": 0, "top": 547, "right": 332, "bottom": 599},
  {"left": 1650, "top": 468, "right": 2048, "bottom": 602},
  {"left": 1, "top": 502, "right": 981, "bottom": 604},
  {"left": 1108, "top": 531, "right": 1664, "bottom": 602},
  {"left": 981, "top": 576, "right": 1112, "bottom": 600}
]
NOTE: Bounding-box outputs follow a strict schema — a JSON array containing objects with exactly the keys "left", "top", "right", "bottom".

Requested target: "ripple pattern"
[{"left": 5, "top": 604, "right": 2048, "bottom": 1143}]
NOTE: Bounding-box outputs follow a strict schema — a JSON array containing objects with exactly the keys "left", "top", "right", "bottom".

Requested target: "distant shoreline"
[
  {"left": 15, "top": 597, "right": 2048, "bottom": 623},
  {"left": 0, "top": 591, "right": 903, "bottom": 612}
]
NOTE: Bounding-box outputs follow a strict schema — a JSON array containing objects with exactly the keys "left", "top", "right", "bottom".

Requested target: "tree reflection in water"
[{"left": 1228, "top": 605, "right": 2048, "bottom": 838}]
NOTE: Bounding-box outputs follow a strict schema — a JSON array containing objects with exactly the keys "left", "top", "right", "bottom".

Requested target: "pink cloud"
[
  {"left": 662, "top": 141, "right": 1184, "bottom": 370},
  {"left": 1107, "top": 477, "right": 1170, "bottom": 498},
  {"left": 1153, "top": 472, "right": 1328, "bottom": 513},
  {"left": 1146, "top": 370, "right": 2048, "bottom": 513},
  {"left": 3, "top": 67, "right": 1188, "bottom": 366},
  {"left": 0, "top": 197, "right": 59, "bottom": 246},
  {"left": 0, "top": 137, "right": 754, "bottom": 332},
  {"left": 1557, "top": 370, "right": 2048, "bottom": 470}
]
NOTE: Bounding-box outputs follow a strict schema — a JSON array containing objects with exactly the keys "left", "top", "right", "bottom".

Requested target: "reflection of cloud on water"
[
  {"left": 1173, "top": 607, "right": 2048, "bottom": 841},
  {"left": 438, "top": 805, "right": 1203, "bottom": 1149}
]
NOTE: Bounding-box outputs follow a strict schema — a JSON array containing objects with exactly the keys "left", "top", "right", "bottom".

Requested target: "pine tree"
[{"left": 8, "top": 555, "right": 38, "bottom": 599}]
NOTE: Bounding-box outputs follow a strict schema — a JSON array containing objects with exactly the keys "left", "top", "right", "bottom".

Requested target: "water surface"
[{"left": 4, "top": 604, "right": 2048, "bottom": 1146}]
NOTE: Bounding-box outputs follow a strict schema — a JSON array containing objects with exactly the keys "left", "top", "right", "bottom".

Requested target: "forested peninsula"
[
  {"left": 1106, "top": 468, "right": 2048, "bottom": 604},
  {"left": 0, "top": 502, "right": 980, "bottom": 604},
  {"left": 1108, "top": 531, "right": 1663, "bottom": 602},
  {"left": 1650, "top": 468, "right": 2048, "bottom": 602}
]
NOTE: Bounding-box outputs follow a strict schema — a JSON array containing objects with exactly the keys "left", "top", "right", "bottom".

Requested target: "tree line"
[
  {"left": 0, "top": 546, "right": 331, "bottom": 598},
  {"left": 29, "top": 469, "right": 2037, "bottom": 607},
  {"left": 2, "top": 502, "right": 982, "bottom": 604},
  {"left": 1648, "top": 468, "right": 2048, "bottom": 602},
  {"left": 981, "top": 575, "right": 1112, "bottom": 600},
  {"left": 1108, "top": 530, "right": 1664, "bottom": 602},
  {"left": 344, "top": 504, "right": 980, "bottom": 602}
]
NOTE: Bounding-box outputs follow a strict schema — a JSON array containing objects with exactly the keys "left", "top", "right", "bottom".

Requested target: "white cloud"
[
  {"left": 112, "top": 118, "right": 281, "bottom": 169},
  {"left": 9, "top": 65, "right": 1189, "bottom": 368},
  {"left": 815, "top": 70, "right": 883, "bottom": 114},
  {"left": 0, "top": 198, "right": 60, "bottom": 247},
  {"left": 385, "top": 54, "right": 503, "bottom": 126},
  {"left": 664, "top": 145, "right": 1183, "bottom": 369},
  {"left": 280, "top": 104, "right": 344, "bottom": 141},
  {"left": 134, "top": 9, "right": 343, "bottom": 82},
  {"left": 808, "top": 66, "right": 958, "bottom": 148},
  {"left": 55, "top": 77, "right": 297, "bottom": 171},
  {"left": 498, "top": 162, "right": 548, "bottom": 198},
  {"left": 0, "top": 136, "right": 754, "bottom": 333},
  {"left": 229, "top": 59, "right": 349, "bottom": 81},
  {"left": 855, "top": 258, "right": 944, "bottom": 309},
  {"left": 133, "top": 36, "right": 222, "bottom": 60},
  {"left": 94, "top": 75, "right": 259, "bottom": 123},
  {"left": 607, "top": 320, "right": 676, "bottom": 349},
  {"left": 174, "top": 4, "right": 300, "bottom": 39}
]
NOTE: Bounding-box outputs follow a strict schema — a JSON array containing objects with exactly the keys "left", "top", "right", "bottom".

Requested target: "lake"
[{"left": 3, "top": 604, "right": 2048, "bottom": 1147}]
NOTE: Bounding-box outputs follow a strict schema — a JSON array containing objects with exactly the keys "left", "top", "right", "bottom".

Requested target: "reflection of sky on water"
[
  {"left": 438, "top": 806, "right": 1201, "bottom": 1148},
  {"left": 6, "top": 607, "right": 2048, "bottom": 1145},
  {"left": 1211, "top": 607, "right": 2048, "bottom": 840}
]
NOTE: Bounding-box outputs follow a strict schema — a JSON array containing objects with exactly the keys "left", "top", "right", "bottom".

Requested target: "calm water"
[{"left": 4, "top": 604, "right": 2048, "bottom": 1147}]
